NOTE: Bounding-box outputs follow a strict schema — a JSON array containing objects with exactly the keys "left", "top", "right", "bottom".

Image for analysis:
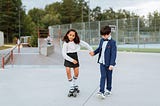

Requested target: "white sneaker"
[
  {"left": 105, "top": 90, "right": 112, "bottom": 96},
  {"left": 97, "top": 92, "right": 105, "bottom": 99},
  {"left": 69, "top": 86, "right": 75, "bottom": 92}
]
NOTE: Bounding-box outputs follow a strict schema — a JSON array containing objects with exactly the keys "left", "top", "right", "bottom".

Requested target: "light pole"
[
  {"left": 19, "top": 7, "right": 21, "bottom": 39},
  {"left": 88, "top": 0, "right": 91, "bottom": 44},
  {"left": 88, "top": 0, "right": 90, "bottom": 23},
  {"left": 81, "top": 1, "right": 83, "bottom": 23}
]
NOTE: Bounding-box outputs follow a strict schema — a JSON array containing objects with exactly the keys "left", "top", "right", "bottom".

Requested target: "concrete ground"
[{"left": 0, "top": 43, "right": 160, "bottom": 106}]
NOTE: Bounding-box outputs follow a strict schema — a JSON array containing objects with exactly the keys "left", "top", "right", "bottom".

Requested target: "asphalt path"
[{"left": 0, "top": 43, "right": 160, "bottom": 106}]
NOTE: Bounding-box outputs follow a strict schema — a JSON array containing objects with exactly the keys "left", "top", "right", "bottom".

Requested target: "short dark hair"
[
  {"left": 100, "top": 26, "right": 111, "bottom": 36},
  {"left": 62, "top": 29, "right": 80, "bottom": 44}
]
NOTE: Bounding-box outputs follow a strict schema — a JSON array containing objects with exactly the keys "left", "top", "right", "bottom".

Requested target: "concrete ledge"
[{"left": 40, "top": 45, "right": 54, "bottom": 56}]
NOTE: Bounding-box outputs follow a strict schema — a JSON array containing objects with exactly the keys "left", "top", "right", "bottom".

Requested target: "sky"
[{"left": 22, "top": 0, "right": 160, "bottom": 16}]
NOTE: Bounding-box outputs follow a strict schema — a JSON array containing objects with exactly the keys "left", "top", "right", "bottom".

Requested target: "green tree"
[
  {"left": 60, "top": 0, "right": 87, "bottom": 24},
  {"left": 28, "top": 8, "right": 45, "bottom": 28},
  {"left": 60, "top": 0, "right": 76, "bottom": 23},
  {"left": 43, "top": 2, "right": 61, "bottom": 27},
  {"left": 101, "top": 7, "right": 116, "bottom": 20},
  {"left": 91, "top": 6, "right": 102, "bottom": 21},
  {"left": 0, "top": 0, "right": 23, "bottom": 43},
  {"left": 22, "top": 15, "right": 36, "bottom": 36},
  {"left": 80, "top": 0, "right": 89, "bottom": 22},
  {"left": 148, "top": 11, "right": 160, "bottom": 31},
  {"left": 22, "top": 14, "right": 38, "bottom": 47}
]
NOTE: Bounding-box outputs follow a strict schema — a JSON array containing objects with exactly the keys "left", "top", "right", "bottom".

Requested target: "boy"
[{"left": 90, "top": 26, "right": 117, "bottom": 99}]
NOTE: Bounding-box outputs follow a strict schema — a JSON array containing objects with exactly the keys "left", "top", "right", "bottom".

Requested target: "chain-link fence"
[{"left": 49, "top": 17, "right": 160, "bottom": 48}]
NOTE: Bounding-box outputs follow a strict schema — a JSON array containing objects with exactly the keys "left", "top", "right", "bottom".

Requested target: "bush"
[
  {"left": 30, "top": 35, "right": 38, "bottom": 47},
  {"left": 12, "top": 37, "right": 18, "bottom": 44}
]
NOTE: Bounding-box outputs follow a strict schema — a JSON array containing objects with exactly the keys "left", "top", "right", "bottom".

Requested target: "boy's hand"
[
  {"left": 89, "top": 51, "right": 94, "bottom": 56},
  {"left": 73, "top": 60, "right": 78, "bottom": 64}
]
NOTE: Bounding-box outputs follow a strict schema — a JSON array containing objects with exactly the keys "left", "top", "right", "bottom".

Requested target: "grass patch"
[
  {"left": 118, "top": 48, "right": 160, "bottom": 53},
  {"left": 0, "top": 44, "right": 15, "bottom": 50},
  {"left": 81, "top": 46, "right": 160, "bottom": 53}
]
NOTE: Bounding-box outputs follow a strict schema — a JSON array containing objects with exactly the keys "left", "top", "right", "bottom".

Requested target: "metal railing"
[{"left": 0, "top": 45, "right": 19, "bottom": 69}]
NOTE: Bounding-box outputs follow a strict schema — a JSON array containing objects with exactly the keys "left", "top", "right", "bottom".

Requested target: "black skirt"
[{"left": 64, "top": 52, "right": 79, "bottom": 68}]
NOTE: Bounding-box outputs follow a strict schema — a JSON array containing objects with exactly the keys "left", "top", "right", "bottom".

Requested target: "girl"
[{"left": 62, "top": 29, "right": 93, "bottom": 95}]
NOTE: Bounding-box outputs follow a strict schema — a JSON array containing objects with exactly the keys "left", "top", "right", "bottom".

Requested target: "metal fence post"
[
  {"left": 116, "top": 19, "right": 119, "bottom": 45},
  {"left": 98, "top": 21, "right": 100, "bottom": 36},
  {"left": 137, "top": 17, "right": 140, "bottom": 48}
]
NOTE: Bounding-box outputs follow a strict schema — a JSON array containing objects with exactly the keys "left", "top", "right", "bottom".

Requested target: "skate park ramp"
[{"left": 6, "top": 39, "right": 63, "bottom": 66}]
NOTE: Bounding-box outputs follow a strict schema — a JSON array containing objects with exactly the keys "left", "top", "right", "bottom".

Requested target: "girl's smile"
[{"left": 67, "top": 31, "right": 75, "bottom": 41}]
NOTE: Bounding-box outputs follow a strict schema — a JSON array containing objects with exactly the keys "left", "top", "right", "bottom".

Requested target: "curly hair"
[{"left": 62, "top": 29, "right": 80, "bottom": 44}]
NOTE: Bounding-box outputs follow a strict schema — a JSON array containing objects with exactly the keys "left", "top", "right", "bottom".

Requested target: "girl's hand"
[
  {"left": 89, "top": 51, "right": 94, "bottom": 56},
  {"left": 73, "top": 60, "right": 78, "bottom": 64},
  {"left": 109, "top": 65, "right": 113, "bottom": 71}
]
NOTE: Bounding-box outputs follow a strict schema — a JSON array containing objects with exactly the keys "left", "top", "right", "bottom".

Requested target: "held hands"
[
  {"left": 89, "top": 51, "right": 94, "bottom": 56},
  {"left": 73, "top": 59, "right": 78, "bottom": 64},
  {"left": 108, "top": 65, "right": 114, "bottom": 71},
  {"left": 89, "top": 51, "right": 114, "bottom": 71}
]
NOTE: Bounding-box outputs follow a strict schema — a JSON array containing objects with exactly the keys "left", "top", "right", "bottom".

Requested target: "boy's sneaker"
[
  {"left": 97, "top": 92, "right": 106, "bottom": 99},
  {"left": 105, "top": 90, "right": 112, "bottom": 96}
]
